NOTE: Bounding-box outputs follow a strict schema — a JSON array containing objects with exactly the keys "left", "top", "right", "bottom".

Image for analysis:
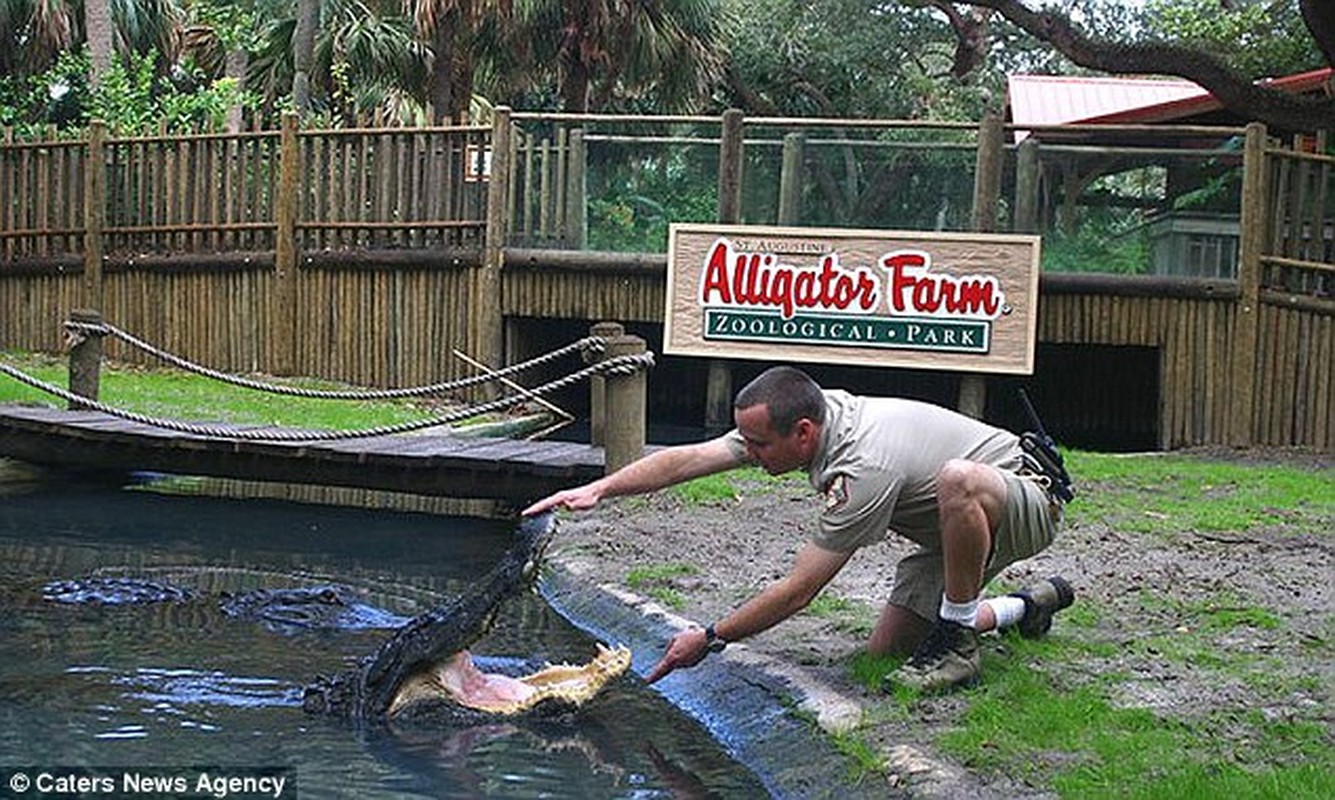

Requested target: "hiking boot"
[
  {"left": 1009, "top": 575, "right": 1075, "bottom": 639},
  {"left": 883, "top": 619, "right": 981, "bottom": 694}
]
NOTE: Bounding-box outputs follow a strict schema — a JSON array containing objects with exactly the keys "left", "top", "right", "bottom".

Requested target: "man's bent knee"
[{"left": 937, "top": 459, "right": 1007, "bottom": 520}]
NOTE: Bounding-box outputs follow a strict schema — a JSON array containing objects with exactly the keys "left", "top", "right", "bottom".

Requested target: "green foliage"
[
  {"left": 1040, "top": 213, "right": 1151, "bottom": 275},
  {"left": 0, "top": 46, "right": 255, "bottom": 135},
  {"left": 718, "top": 0, "right": 991, "bottom": 120},
  {"left": 1144, "top": 0, "right": 1323, "bottom": 80},
  {"left": 0, "top": 50, "right": 94, "bottom": 136},
  {"left": 90, "top": 50, "right": 255, "bottom": 134},
  {"left": 587, "top": 146, "right": 719, "bottom": 252}
]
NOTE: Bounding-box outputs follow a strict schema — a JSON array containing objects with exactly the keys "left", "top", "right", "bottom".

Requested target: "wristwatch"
[{"left": 704, "top": 622, "right": 728, "bottom": 653}]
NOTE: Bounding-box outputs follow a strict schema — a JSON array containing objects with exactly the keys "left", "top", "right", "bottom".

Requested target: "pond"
[{"left": 0, "top": 479, "right": 770, "bottom": 798}]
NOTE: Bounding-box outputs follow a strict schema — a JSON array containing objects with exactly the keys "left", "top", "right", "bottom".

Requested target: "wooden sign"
[{"left": 665, "top": 224, "right": 1042, "bottom": 374}]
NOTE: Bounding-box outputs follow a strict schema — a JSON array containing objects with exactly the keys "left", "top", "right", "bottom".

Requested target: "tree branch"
[{"left": 956, "top": 0, "right": 1335, "bottom": 132}]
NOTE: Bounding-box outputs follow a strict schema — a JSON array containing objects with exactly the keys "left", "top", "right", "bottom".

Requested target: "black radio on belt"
[{"left": 1018, "top": 390, "right": 1076, "bottom": 504}]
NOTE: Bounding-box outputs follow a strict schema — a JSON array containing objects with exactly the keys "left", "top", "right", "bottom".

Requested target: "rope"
[
  {"left": 0, "top": 353, "right": 653, "bottom": 442},
  {"left": 64, "top": 319, "right": 608, "bottom": 400}
]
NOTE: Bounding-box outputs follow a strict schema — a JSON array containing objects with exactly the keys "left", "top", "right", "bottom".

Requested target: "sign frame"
[{"left": 664, "top": 223, "right": 1042, "bottom": 375}]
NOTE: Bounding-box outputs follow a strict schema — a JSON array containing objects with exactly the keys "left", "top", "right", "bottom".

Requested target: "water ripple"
[{"left": 107, "top": 667, "right": 304, "bottom": 709}]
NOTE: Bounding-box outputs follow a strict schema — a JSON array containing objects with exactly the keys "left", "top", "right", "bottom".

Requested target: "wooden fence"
[{"left": 1, "top": 112, "right": 1331, "bottom": 450}]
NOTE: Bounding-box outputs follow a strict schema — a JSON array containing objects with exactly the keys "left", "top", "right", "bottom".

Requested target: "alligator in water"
[
  {"left": 43, "top": 576, "right": 410, "bottom": 632},
  {"left": 43, "top": 512, "right": 630, "bottom": 724},
  {"left": 301, "top": 512, "right": 630, "bottom": 724}
]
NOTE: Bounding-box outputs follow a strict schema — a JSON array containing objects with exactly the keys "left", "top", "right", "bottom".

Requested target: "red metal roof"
[{"left": 1007, "top": 68, "right": 1334, "bottom": 139}]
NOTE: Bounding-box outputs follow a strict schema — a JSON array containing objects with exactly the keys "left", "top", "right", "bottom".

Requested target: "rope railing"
[
  {"left": 0, "top": 352, "right": 654, "bottom": 442},
  {"left": 4, "top": 316, "right": 654, "bottom": 443},
  {"left": 63, "top": 318, "right": 609, "bottom": 400}
]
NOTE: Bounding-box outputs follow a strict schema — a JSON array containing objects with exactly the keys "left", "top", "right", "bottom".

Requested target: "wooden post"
[
  {"left": 958, "top": 111, "right": 1006, "bottom": 419},
  {"left": 566, "top": 128, "right": 587, "bottom": 249},
  {"left": 707, "top": 109, "right": 746, "bottom": 433},
  {"left": 603, "top": 333, "right": 648, "bottom": 474},
  {"left": 778, "top": 132, "right": 804, "bottom": 225},
  {"left": 83, "top": 121, "right": 106, "bottom": 309},
  {"left": 1014, "top": 137, "right": 1040, "bottom": 234},
  {"left": 471, "top": 106, "right": 511, "bottom": 399},
  {"left": 588, "top": 321, "right": 624, "bottom": 446},
  {"left": 1231, "top": 122, "right": 1267, "bottom": 446},
  {"left": 971, "top": 111, "right": 1004, "bottom": 233},
  {"left": 717, "top": 109, "right": 745, "bottom": 224},
  {"left": 274, "top": 111, "right": 300, "bottom": 376},
  {"left": 67, "top": 309, "right": 104, "bottom": 410}
]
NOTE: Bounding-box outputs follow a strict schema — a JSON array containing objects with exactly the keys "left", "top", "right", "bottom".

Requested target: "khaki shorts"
[{"left": 889, "top": 470, "right": 1060, "bottom": 622}]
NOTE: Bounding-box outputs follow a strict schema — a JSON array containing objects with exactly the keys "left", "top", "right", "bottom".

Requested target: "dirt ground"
[{"left": 547, "top": 446, "right": 1333, "bottom": 796}]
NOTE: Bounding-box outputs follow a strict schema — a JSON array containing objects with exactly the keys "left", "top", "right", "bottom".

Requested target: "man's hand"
[
  {"left": 645, "top": 627, "right": 711, "bottom": 684},
  {"left": 521, "top": 484, "right": 601, "bottom": 516}
]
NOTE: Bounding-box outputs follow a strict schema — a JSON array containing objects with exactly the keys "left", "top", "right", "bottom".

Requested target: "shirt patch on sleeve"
[{"left": 823, "top": 474, "right": 849, "bottom": 511}]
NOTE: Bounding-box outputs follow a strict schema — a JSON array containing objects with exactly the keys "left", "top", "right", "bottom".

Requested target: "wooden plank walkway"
[{"left": 0, "top": 404, "right": 608, "bottom": 502}]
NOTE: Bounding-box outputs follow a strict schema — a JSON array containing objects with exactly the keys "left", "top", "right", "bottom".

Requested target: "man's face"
[{"left": 734, "top": 403, "right": 816, "bottom": 475}]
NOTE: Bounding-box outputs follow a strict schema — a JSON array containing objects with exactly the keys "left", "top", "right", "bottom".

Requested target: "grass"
[
  {"left": 1062, "top": 450, "right": 1332, "bottom": 535},
  {"left": 0, "top": 349, "right": 469, "bottom": 431},
  {"left": 833, "top": 630, "right": 1335, "bottom": 800},
  {"left": 668, "top": 466, "right": 804, "bottom": 505},
  {"left": 831, "top": 450, "right": 1333, "bottom": 799},
  {"left": 626, "top": 563, "right": 700, "bottom": 611},
  {"left": 805, "top": 591, "right": 877, "bottom": 638}
]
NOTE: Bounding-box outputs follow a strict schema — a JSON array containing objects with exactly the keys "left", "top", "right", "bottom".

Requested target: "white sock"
[
  {"left": 984, "top": 596, "right": 1027, "bottom": 630},
  {"left": 939, "top": 595, "right": 980, "bottom": 628}
]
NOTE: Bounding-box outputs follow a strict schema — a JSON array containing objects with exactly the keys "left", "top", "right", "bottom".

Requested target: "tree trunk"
[
  {"left": 292, "top": 0, "right": 319, "bottom": 115},
  {"left": 224, "top": 48, "right": 249, "bottom": 133},
  {"left": 427, "top": 11, "right": 460, "bottom": 123},
  {"left": 85, "top": 0, "right": 114, "bottom": 87}
]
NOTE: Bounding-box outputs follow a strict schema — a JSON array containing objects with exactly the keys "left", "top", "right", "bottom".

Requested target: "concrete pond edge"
[
  {"left": 541, "top": 558, "right": 895, "bottom": 799},
  {"left": 541, "top": 558, "right": 1044, "bottom": 800}
]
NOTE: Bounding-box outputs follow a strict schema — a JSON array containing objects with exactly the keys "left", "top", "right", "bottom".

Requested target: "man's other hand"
[{"left": 645, "top": 627, "right": 710, "bottom": 684}]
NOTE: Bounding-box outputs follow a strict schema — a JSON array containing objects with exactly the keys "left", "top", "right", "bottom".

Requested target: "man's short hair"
[{"left": 734, "top": 366, "right": 825, "bottom": 434}]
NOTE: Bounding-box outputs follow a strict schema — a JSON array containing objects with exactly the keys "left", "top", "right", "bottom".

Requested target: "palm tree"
[
  {"left": 411, "top": 0, "right": 514, "bottom": 123},
  {"left": 0, "top": 0, "right": 79, "bottom": 78},
  {"left": 86, "top": 0, "right": 115, "bottom": 84},
  {"left": 513, "top": 0, "right": 727, "bottom": 113},
  {"left": 291, "top": 0, "right": 318, "bottom": 114}
]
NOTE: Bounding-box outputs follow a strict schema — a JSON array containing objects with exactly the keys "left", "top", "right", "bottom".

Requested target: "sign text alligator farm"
[{"left": 665, "top": 224, "right": 1041, "bottom": 373}]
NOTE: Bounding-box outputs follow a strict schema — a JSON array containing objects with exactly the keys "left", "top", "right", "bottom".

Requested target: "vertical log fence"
[{"left": 1, "top": 111, "right": 1331, "bottom": 450}]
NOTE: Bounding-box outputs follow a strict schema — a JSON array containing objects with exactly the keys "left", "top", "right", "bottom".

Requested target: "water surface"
[{"left": 0, "top": 481, "right": 768, "bottom": 798}]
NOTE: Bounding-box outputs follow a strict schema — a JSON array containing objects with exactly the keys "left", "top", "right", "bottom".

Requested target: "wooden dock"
[{"left": 0, "top": 404, "right": 608, "bottom": 502}]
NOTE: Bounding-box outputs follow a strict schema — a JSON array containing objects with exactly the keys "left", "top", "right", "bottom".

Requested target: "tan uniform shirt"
[{"left": 729, "top": 390, "right": 1023, "bottom": 552}]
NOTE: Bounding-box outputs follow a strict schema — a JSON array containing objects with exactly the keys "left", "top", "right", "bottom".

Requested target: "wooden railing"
[{"left": 1, "top": 112, "right": 1332, "bottom": 450}]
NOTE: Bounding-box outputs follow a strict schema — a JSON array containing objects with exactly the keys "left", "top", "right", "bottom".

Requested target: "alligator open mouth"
[
  {"left": 388, "top": 643, "right": 631, "bottom": 719},
  {"left": 302, "top": 512, "right": 632, "bottom": 722}
]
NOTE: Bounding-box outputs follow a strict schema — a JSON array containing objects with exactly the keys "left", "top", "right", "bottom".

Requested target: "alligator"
[
  {"left": 41, "top": 513, "right": 630, "bottom": 724},
  {"left": 301, "top": 511, "right": 630, "bottom": 724},
  {"left": 43, "top": 576, "right": 410, "bottom": 633}
]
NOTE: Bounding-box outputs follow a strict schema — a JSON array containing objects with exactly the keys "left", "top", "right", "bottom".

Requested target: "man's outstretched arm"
[
  {"left": 644, "top": 542, "right": 853, "bottom": 683},
  {"left": 522, "top": 435, "right": 743, "bottom": 516}
]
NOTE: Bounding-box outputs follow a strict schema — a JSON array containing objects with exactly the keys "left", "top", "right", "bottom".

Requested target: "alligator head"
[{"left": 302, "top": 512, "right": 630, "bottom": 722}]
